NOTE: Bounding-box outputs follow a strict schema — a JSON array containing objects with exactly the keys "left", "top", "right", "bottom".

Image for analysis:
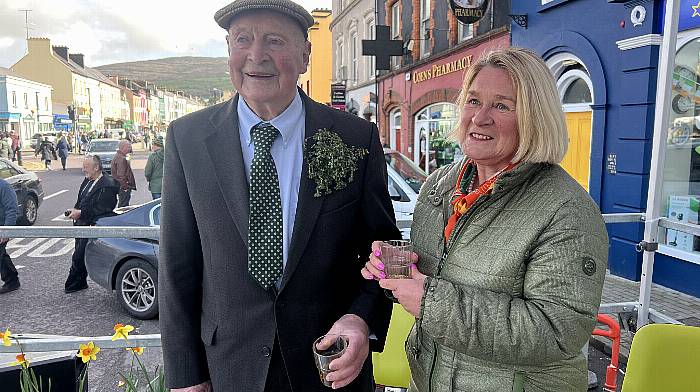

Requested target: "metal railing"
[{"left": 0, "top": 212, "right": 691, "bottom": 353}]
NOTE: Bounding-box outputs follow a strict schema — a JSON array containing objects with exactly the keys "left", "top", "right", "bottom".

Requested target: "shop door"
[{"left": 561, "top": 111, "right": 592, "bottom": 191}]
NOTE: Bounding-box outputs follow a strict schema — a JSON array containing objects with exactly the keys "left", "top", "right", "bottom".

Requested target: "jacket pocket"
[{"left": 200, "top": 316, "right": 217, "bottom": 346}]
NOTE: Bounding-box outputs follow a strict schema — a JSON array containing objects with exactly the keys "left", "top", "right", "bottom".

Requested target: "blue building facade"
[{"left": 512, "top": 0, "right": 700, "bottom": 298}]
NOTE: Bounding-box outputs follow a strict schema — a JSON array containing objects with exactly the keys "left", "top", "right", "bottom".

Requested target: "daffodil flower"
[
  {"left": 10, "top": 353, "right": 28, "bottom": 368},
  {"left": 76, "top": 341, "right": 100, "bottom": 363},
  {"left": 117, "top": 379, "right": 126, "bottom": 388},
  {"left": 0, "top": 328, "right": 11, "bottom": 347},
  {"left": 111, "top": 323, "right": 134, "bottom": 341},
  {"left": 126, "top": 346, "right": 144, "bottom": 355}
]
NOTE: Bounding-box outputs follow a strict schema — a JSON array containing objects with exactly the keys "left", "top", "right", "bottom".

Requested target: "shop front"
[
  {"left": 378, "top": 30, "right": 509, "bottom": 175},
  {"left": 0, "top": 113, "right": 20, "bottom": 135}
]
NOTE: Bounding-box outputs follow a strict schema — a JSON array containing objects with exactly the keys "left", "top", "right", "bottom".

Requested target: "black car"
[
  {"left": 0, "top": 158, "right": 44, "bottom": 225},
  {"left": 84, "top": 139, "right": 120, "bottom": 174},
  {"left": 84, "top": 200, "right": 160, "bottom": 319}
]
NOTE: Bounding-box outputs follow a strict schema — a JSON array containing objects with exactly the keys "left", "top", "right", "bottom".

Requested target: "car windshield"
[
  {"left": 89, "top": 141, "right": 119, "bottom": 152},
  {"left": 385, "top": 152, "right": 427, "bottom": 193}
]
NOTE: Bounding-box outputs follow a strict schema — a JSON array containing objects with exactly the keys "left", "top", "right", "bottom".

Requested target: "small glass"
[
  {"left": 380, "top": 240, "right": 412, "bottom": 279},
  {"left": 312, "top": 334, "right": 348, "bottom": 387}
]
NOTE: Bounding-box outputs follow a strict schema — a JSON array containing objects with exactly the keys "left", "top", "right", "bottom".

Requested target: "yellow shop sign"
[{"left": 412, "top": 55, "right": 472, "bottom": 84}]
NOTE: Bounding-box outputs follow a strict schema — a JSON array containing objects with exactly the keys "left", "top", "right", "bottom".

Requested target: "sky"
[{"left": 0, "top": 0, "right": 332, "bottom": 68}]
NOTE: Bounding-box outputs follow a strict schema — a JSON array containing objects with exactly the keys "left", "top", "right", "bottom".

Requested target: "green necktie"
[{"left": 248, "top": 122, "right": 283, "bottom": 290}]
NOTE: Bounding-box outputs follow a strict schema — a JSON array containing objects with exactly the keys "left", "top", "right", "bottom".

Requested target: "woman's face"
[{"left": 458, "top": 66, "right": 519, "bottom": 170}]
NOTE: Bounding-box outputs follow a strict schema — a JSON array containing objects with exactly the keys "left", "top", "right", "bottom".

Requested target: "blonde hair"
[{"left": 453, "top": 47, "right": 568, "bottom": 164}]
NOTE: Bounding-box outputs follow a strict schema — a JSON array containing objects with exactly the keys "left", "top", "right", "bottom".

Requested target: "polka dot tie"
[{"left": 248, "top": 122, "right": 283, "bottom": 290}]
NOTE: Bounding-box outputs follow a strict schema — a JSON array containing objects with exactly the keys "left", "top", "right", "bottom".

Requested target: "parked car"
[
  {"left": 84, "top": 151, "right": 426, "bottom": 320},
  {"left": 85, "top": 200, "right": 160, "bottom": 319},
  {"left": 84, "top": 139, "right": 120, "bottom": 173},
  {"left": 0, "top": 158, "right": 44, "bottom": 225},
  {"left": 384, "top": 149, "right": 427, "bottom": 239},
  {"left": 29, "top": 132, "right": 57, "bottom": 150}
]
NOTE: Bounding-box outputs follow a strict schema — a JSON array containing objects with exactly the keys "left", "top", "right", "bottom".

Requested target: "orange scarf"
[{"left": 444, "top": 159, "right": 516, "bottom": 242}]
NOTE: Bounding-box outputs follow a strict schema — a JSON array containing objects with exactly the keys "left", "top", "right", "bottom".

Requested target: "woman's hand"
[
  {"left": 360, "top": 241, "right": 387, "bottom": 280},
  {"left": 379, "top": 266, "right": 427, "bottom": 318}
]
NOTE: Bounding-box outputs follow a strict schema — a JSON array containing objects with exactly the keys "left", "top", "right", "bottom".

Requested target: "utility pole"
[{"left": 19, "top": 9, "right": 32, "bottom": 39}]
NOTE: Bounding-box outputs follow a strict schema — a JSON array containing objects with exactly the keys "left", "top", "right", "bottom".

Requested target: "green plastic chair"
[
  {"left": 621, "top": 323, "right": 700, "bottom": 392},
  {"left": 372, "top": 303, "right": 415, "bottom": 388}
]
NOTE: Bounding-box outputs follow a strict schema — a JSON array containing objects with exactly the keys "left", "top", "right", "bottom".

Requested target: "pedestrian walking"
[
  {"left": 79, "top": 132, "right": 89, "bottom": 153},
  {"left": 34, "top": 137, "right": 57, "bottom": 170},
  {"left": 0, "top": 133, "right": 12, "bottom": 159},
  {"left": 0, "top": 178, "right": 19, "bottom": 294},
  {"left": 143, "top": 131, "right": 151, "bottom": 150},
  {"left": 64, "top": 155, "right": 119, "bottom": 293},
  {"left": 9, "top": 131, "right": 19, "bottom": 161},
  {"left": 111, "top": 140, "right": 136, "bottom": 207},
  {"left": 56, "top": 133, "right": 70, "bottom": 170},
  {"left": 144, "top": 136, "right": 164, "bottom": 199}
]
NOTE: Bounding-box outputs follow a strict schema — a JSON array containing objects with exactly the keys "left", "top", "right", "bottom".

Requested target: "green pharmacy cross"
[{"left": 362, "top": 25, "right": 403, "bottom": 71}]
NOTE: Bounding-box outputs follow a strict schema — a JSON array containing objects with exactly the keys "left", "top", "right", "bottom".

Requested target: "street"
[{"left": 1, "top": 149, "right": 163, "bottom": 392}]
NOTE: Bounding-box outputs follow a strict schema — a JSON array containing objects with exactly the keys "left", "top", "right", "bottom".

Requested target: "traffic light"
[{"left": 67, "top": 106, "right": 75, "bottom": 121}]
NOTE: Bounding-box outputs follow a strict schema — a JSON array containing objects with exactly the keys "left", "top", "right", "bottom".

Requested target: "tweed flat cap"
[{"left": 214, "top": 0, "right": 314, "bottom": 37}]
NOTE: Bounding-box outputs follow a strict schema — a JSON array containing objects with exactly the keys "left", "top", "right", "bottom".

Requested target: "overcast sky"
[{"left": 0, "top": 0, "right": 332, "bottom": 68}]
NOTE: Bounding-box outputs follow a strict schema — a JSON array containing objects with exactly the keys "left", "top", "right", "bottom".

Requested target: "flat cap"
[{"left": 214, "top": 0, "right": 314, "bottom": 37}]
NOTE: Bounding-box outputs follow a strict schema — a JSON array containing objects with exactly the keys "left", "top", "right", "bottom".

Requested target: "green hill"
[{"left": 95, "top": 56, "right": 232, "bottom": 99}]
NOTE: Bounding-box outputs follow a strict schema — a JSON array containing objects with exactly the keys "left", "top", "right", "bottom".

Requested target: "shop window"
[
  {"left": 389, "top": 108, "right": 401, "bottom": 150},
  {"left": 366, "top": 19, "right": 375, "bottom": 79},
  {"left": 661, "top": 39, "right": 700, "bottom": 260},
  {"left": 24, "top": 93, "right": 28, "bottom": 109},
  {"left": 11, "top": 91, "right": 16, "bottom": 107},
  {"left": 414, "top": 103, "right": 461, "bottom": 174},
  {"left": 351, "top": 32, "right": 358, "bottom": 84}
]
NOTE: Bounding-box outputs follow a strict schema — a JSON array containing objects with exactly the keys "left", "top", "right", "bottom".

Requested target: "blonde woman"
[{"left": 363, "top": 47, "right": 608, "bottom": 391}]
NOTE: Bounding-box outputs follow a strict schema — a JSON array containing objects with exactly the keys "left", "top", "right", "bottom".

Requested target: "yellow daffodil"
[
  {"left": 10, "top": 353, "right": 28, "bottom": 368},
  {"left": 0, "top": 328, "right": 11, "bottom": 346},
  {"left": 111, "top": 323, "right": 134, "bottom": 341},
  {"left": 126, "top": 346, "right": 144, "bottom": 355},
  {"left": 117, "top": 380, "right": 126, "bottom": 388},
  {"left": 76, "top": 341, "right": 100, "bottom": 363}
]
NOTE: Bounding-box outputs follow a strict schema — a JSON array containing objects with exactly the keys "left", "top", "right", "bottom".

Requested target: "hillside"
[{"left": 95, "top": 56, "right": 232, "bottom": 99}]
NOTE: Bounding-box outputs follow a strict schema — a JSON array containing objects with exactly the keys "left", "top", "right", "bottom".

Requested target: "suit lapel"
[
  {"left": 204, "top": 96, "right": 251, "bottom": 247},
  {"left": 280, "top": 92, "right": 334, "bottom": 292}
]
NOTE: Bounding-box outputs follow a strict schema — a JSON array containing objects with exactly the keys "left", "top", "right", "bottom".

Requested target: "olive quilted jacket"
[{"left": 406, "top": 161, "right": 608, "bottom": 392}]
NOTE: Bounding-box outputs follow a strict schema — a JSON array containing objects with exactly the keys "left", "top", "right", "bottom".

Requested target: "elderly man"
[
  {"left": 159, "top": 1, "right": 399, "bottom": 391},
  {"left": 111, "top": 140, "right": 136, "bottom": 207},
  {"left": 64, "top": 156, "right": 119, "bottom": 293}
]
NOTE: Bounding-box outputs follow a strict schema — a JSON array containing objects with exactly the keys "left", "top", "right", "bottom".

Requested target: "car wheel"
[
  {"left": 17, "top": 196, "right": 37, "bottom": 226},
  {"left": 115, "top": 259, "right": 158, "bottom": 319}
]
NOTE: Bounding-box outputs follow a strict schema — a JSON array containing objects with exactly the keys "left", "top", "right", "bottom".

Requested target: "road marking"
[
  {"left": 52, "top": 213, "right": 72, "bottom": 222},
  {"left": 44, "top": 190, "right": 68, "bottom": 200},
  {"left": 7, "top": 237, "right": 74, "bottom": 258},
  {"left": 16, "top": 265, "right": 25, "bottom": 269}
]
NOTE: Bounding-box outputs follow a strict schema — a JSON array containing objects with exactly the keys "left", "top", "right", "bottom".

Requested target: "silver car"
[{"left": 84, "top": 139, "right": 120, "bottom": 173}]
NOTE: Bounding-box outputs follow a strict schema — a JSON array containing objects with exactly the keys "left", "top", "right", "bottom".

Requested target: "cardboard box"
[{"left": 667, "top": 195, "right": 700, "bottom": 252}]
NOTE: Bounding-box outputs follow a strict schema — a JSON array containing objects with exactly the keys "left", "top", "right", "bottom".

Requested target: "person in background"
[
  {"left": 64, "top": 155, "right": 119, "bottom": 293},
  {"left": 56, "top": 132, "right": 70, "bottom": 170},
  {"left": 9, "top": 131, "right": 19, "bottom": 161},
  {"left": 111, "top": 140, "right": 136, "bottom": 207},
  {"left": 144, "top": 136, "right": 164, "bottom": 200},
  {"left": 0, "top": 178, "right": 19, "bottom": 294},
  {"left": 363, "top": 47, "right": 609, "bottom": 391},
  {"left": 0, "top": 133, "right": 11, "bottom": 159},
  {"left": 34, "top": 136, "right": 57, "bottom": 170}
]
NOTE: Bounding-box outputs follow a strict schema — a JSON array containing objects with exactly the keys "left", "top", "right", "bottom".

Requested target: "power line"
[{"left": 18, "top": 9, "right": 32, "bottom": 39}]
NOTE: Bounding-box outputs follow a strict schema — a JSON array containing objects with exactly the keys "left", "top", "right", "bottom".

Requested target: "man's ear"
[
  {"left": 225, "top": 35, "right": 230, "bottom": 56},
  {"left": 302, "top": 41, "right": 311, "bottom": 72}
]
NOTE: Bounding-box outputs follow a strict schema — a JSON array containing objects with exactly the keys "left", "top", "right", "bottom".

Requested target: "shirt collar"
[{"left": 238, "top": 91, "right": 304, "bottom": 146}]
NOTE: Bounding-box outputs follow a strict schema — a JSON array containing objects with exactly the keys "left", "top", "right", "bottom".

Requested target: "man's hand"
[
  {"left": 171, "top": 381, "right": 211, "bottom": 392},
  {"left": 67, "top": 209, "right": 81, "bottom": 221},
  {"left": 318, "top": 314, "right": 369, "bottom": 389}
]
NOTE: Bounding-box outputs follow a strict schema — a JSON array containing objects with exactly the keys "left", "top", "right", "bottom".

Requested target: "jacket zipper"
[{"left": 426, "top": 194, "right": 490, "bottom": 392}]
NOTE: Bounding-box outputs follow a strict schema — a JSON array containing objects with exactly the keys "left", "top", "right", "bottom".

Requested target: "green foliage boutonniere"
[{"left": 305, "top": 129, "right": 368, "bottom": 197}]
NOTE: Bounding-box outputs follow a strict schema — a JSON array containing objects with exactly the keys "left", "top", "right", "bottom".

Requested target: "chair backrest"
[
  {"left": 372, "top": 303, "right": 414, "bottom": 388},
  {"left": 621, "top": 323, "right": 700, "bottom": 392}
]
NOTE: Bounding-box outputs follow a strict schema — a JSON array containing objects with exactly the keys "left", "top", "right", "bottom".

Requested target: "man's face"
[
  {"left": 119, "top": 141, "right": 131, "bottom": 154},
  {"left": 226, "top": 11, "right": 310, "bottom": 113},
  {"left": 82, "top": 158, "right": 100, "bottom": 179}
]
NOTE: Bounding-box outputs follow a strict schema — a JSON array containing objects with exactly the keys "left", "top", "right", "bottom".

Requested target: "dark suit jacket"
[
  {"left": 159, "top": 90, "right": 400, "bottom": 391},
  {"left": 74, "top": 175, "right": 119, "bottom": 226}
]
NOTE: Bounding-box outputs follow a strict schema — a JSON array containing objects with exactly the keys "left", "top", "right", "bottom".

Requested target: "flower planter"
[{"left": 0, "top": 351, "right": 86, "bottom": 392}]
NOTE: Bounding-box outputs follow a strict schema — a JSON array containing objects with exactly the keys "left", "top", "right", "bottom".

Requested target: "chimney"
[
  {"left": 69, "top": 53, "right": 84, "bottom": 68},
  {"left": 52, "top": 46, "right": 69, "bottom": 61}
]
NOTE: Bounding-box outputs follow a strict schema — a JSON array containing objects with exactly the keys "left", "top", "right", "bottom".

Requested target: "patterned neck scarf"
[{"left": 444, "top": 159, "right": 516, "bottom": 242}]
